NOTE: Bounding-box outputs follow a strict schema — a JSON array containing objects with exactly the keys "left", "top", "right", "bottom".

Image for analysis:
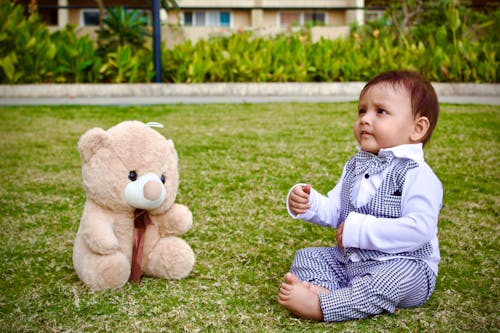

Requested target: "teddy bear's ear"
[
  {"left": 78, "top": 127, "right": 110, "bottom": 162},
  {"left": 166, "top": 139, "right": 178, "bottom": 159}
]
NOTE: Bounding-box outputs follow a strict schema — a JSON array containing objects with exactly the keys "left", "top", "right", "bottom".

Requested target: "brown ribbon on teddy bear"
[{"left": 129, "top": 209, "right": 152, "bottom": 284}]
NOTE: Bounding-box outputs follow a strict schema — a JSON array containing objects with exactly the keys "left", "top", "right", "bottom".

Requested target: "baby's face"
[{"left": 354, "top": 83, "right": 416, "bottom": 154}]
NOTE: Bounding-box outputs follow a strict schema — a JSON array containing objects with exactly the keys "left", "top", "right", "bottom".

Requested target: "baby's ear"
[
  {"left": 411, "top": 116, "right": 430, "bottom": 143},
  {"left": 78, "top": 128, "right": 110, "bottom": 162}
]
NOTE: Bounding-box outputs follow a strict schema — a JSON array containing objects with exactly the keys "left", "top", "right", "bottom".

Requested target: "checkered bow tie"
[{"left": 354, "top": 150, "right": 394, "bottom": 177}]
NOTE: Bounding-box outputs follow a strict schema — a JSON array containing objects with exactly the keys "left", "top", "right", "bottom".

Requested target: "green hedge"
[
  {"left": 0, "top": 0, "right": 498, "bottom": 84},
  {"left": 0, "top": 1, "right": 153, "bottom": 83}
]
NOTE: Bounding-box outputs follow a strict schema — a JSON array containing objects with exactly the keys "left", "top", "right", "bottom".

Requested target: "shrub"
[
  {"left": 100, "top": 45, "right": 154, "bottom": 83},
  {"left": 0, "top": 0, "right": 56, "bottom": 83},
  {"left": 356, "top": 0, "right": 499, "bottom": 82},
  {"left": 160, "top": 6, "right": 498, "bottom": 84},
  {"left": 1, "top": 0, "right": 498, "bottom": 83},
  {"left": 96, "top": 6, "right": 150, "bottom": 55},
  {"left": 0, "top": 1, "right": 155, "bottom": 84},
  {"left": 51, "top": 26, "right": 102, "bottom": 83}
]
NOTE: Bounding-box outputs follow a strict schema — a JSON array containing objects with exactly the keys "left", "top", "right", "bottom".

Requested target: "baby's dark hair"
[{"left": 360, "top": 70, "right": 439, "bottom": 146}]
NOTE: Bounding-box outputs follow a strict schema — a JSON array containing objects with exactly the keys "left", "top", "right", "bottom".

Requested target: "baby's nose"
[{"left": 360, "top": 112, "right": 373, "bottom": 124}]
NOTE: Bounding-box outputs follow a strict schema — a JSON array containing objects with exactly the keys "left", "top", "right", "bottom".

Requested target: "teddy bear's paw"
[
  {"left": 97, "top": 257, "right": 130, "bottom": 290},
  {"left": 77, "top": 251, "right": 131, "bottom": 291},
  {"left": 159, "top": 204, "right": 193, "bottom": 236},
  {"left": 84, "top": 232, "right": 120, "bottom": 255},
  {"left": 143, "top": 236, "right": 195, "bottom": 280}
]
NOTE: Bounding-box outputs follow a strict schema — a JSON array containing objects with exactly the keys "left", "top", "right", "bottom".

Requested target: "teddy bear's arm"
[
  {"left": 79, "top": 200, "right": 120, "bottom": 255},
  {"left": 154, "top": 203, "right": 193, "bottom": 236}
]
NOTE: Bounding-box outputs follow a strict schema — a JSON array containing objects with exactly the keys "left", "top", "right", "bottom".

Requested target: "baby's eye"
[
  {"left": 358, "top": 108, "right": 366, "bottom": 115},
  {"left": 377, "top": 108, "right": 387, "bottom": 115}
]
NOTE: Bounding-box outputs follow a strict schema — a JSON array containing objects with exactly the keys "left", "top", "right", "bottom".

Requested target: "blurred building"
[
  {"left": 16, "top": 0, "right": 498, "bottom": 46},
  {"left": 17, "top": 0, "right": 365, "bottom": 45}
]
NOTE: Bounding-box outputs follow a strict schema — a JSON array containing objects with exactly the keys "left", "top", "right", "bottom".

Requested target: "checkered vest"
[{"left": 337, "top": 154, "right": 434, "bottom": 263}]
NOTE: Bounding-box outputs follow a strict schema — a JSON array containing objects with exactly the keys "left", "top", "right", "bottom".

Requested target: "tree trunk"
[{"left": 95, "top": 0, "right": 105, "bottom": 30}]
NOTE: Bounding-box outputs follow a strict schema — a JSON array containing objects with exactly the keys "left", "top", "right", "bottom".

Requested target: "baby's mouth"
[{"left": 361, "top": 130, "right": 373, "bottom": 137}]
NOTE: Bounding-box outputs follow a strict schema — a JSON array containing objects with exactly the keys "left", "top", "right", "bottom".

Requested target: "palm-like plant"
[
  {"left": 94, "top": 0, "right": 178, "bottom": 27},
  {"left": 161, "top": 0, "right": 179, "bottom": 10},
  {"left": 97, "top": 6, "right": 150, "bottom": 54}
]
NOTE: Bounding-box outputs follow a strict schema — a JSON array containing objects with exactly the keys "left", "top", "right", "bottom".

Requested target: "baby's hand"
[
  {"left": 336, "top": 221, "right": 344, "bottom": 250},
  {"left": 289, "top": 184, "right": 311, "bottom": 215}
]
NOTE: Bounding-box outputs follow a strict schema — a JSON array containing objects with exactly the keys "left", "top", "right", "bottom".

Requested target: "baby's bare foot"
[
  {"left": 278, "top": 273, "right": 323, "bottom": 321},
  {"left": 303, "top": 281, "right": 332, "bottom": 295}
]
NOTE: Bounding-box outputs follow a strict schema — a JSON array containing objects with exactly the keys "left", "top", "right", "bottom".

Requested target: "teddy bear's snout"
[
  {"left": 144, "top": 180, "right": 163, "bottom": 201},
  {"left": 124, "top": 173, "right": 167, "bottom": 210}
]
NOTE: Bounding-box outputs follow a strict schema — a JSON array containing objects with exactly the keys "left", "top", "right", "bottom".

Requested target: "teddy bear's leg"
[
  {"left": 142, "top": 236, "right": 195, "bottom": 280},
  {"left": 74, "top": 240, "right": 131, "bottom": 290}
]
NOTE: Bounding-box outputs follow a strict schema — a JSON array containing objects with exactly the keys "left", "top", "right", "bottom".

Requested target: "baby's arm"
[
  {"left": 286, "top": 157, "right": 348, "bottom": 228},
  {"left": 342, "top": 164, "right": 442, "bottom": 253},
  {"left": 286, "top": 182, "right": 343, "bottom": 228}
]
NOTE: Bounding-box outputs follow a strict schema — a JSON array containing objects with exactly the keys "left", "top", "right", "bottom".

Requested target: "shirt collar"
[{"left": 356, "top": 143, "right": 424, "bottom": 162}]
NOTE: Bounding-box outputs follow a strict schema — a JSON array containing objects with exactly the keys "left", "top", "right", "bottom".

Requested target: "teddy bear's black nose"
[{"left": 128, "top": 170, "right": 138, "bottom": 181}]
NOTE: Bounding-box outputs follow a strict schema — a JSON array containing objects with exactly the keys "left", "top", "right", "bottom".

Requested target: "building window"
[
  {"left": 195, "top": 12, "right": 206, "bottom": 26},
  {"left": 304, "top": 13, "right": 326, "bottom": 26},
  {"left": 184, "top": 12, "right": 193, "bottom": 26},
  {"left": 279, "top": 12, "right": 326, "bottom": 28},
  {"left": 220, "top": 12, "right": 230, "bottom": 26},
  {"left": 365, "top": 10, "right": 385, "bottom": 23},
  {"left": 80, "top": 10, "right": 100, "bottom": 26},
  {"left": 183, "top": 11, "right": 231, "bottom": 27},
  {"left": 79, "top": 9, "right": 150, "bottom": 27},
  {"left": 280, "top": 12, "right": 300, "bottom": 28}
]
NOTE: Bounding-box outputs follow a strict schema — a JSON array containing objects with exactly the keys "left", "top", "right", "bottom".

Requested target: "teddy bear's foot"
[
  {"left": 75, "top": 250, "right": 131, "bottom": 291},
  {"left": 143, "top": 236, "right": 195, "bottom": 280}
]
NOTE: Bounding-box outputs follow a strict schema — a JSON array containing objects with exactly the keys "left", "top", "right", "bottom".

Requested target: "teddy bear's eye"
[
  {"left": 160, "top": 174, "right": 166, "bottom": 184},
  {"left": 128, "top": 171, "right": 137, "bottom": 181}
]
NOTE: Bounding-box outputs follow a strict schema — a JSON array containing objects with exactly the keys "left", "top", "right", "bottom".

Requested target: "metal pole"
[{"left": 152, "top": 0, "right": 161, "bottom": 83}]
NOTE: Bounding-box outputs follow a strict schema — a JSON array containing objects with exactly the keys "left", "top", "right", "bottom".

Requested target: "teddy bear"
[{"left": 73, "top": 120, "right": 195, "bottom": 291}]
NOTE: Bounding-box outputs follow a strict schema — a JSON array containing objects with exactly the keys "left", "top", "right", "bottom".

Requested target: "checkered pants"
[{"left": 290, "top": 246, "right": 436, "bottom": 322}]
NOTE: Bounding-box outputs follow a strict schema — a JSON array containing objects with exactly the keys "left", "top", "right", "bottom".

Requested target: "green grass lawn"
[{"left": 0, "top": 102, "right": 498, "bottom": 332}]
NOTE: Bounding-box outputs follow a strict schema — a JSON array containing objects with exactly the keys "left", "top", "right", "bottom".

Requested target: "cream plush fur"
[{"left": 73, "top": 120, "right": 195, "bottom": 291}]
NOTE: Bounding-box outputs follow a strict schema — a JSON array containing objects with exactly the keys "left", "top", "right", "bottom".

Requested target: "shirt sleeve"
[
  {"left": 286, "top": 166, "right": 347, "bottom": 229},
  {"left": 342, "top": 162, "right": 443, "bottom": 253}
]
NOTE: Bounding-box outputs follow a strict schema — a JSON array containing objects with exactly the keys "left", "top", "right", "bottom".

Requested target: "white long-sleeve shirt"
[{"left": 286, "top": 144, "right": 443, "bottom": 275}]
